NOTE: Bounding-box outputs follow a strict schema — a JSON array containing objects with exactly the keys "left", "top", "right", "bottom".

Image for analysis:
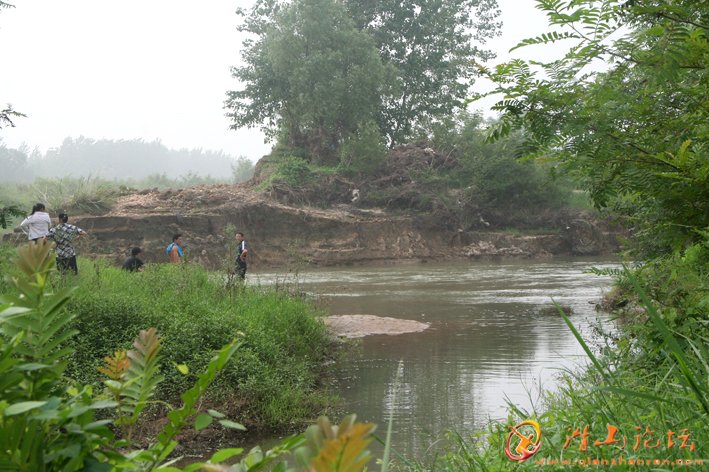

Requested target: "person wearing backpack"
[{"left": 166, "top": 234, "right": 183, "bottom": 263}]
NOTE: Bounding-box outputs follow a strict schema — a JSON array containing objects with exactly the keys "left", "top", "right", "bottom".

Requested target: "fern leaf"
[
  {"left": 122, "top": 328, "right": 163, "bottom": 421},
  {"left": 97, "top": 350, "right": 129, "bottom": 380}
]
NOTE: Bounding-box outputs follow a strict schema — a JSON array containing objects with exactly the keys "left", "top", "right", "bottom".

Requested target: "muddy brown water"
[{"left": 251, "top": 257, "right": 619, "bottom": 460}]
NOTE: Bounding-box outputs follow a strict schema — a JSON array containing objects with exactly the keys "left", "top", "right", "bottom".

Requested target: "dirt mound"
[
  {"left": 4, "top": 144, "right": 622, "bottom": 268},
  {"left": 251, "top": 143, "right": 459, "bottom": 218}
]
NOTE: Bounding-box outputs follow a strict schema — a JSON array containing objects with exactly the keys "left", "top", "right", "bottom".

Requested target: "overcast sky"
[{"left": 1, "top": 0, "right": 551, "bottom": 162}]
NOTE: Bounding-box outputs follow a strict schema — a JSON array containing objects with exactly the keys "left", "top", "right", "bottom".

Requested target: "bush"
[
  {"left": 271, "top": 155, "right": 314, "bottom": 187},
  {"left": 338, "top": 121, "right": 388, "bottom": 175},
  {"left": 46, "top": 259, "right": 333, "bottom": 430},
  {"left": 1, "top": 242, "right": 377, "bottom": 470}
]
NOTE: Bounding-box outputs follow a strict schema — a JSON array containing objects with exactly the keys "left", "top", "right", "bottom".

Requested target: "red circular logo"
[{"left": 505, "top": 420, "right": 543, "bottom": 462}]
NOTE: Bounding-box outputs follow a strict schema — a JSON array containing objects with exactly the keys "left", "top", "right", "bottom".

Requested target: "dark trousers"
[
  {"left": 236, "top": 261, "right": 247, "bottom": 279},
  {"left": 57, "top": 256, "right": 78, "bottom": 275}
]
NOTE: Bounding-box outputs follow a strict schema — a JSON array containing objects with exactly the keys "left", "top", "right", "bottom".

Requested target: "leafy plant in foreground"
[
  {"left": 1, "top": 242, "right": 386, "bottom": 471},
  {"left": 0, "top": 242, "right": 242, "bottom": 470}
]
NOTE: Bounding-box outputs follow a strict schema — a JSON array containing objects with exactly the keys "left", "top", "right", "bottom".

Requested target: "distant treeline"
[{"left": 0, "top": 136, "right": 255, "bottom": 183}]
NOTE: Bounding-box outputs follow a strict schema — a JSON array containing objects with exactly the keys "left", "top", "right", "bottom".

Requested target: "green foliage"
[
  {"left": 229, "top": 0, "right": 392, "bottom": 165},
  {"left": 480, "top": 0, "right": 708, "bottom": 257},
  {"left": 60, "top": 259, "right": 332, "bottom": 429},
  {"left": 27, "top": 176, "right": 120, "bottom": 214},
  {"left": 0, "top": 204, "right": 23, "bottom": 229},
  {"left": 430, "top": 111, "right": 573, "bottom": 227},
  {"left": 0, "top": 242, "right": 113, "bottom": 471},
  {"left": 345, "top": 0, "right": 501, "bottom": 146},
  {"left": 338, "top": 121, "right": 388, "bottom": 174},
  {"left": 271, "top": 155, "right": 315, "bottom": 187},
  {"left": 230, "top": 0, "right": 500, "bottom": 160},
  {"left": 426, "top": 2, "right": 709, "bottom": 467},
  {"left": 232, "top": 156, "right": 256, "bottom": 183},
  {"left": 0, "top": 243, "right": 390, "bottom": 471},
  {"left": 295, "top": 414, "right": 376, "bottom": 471}
]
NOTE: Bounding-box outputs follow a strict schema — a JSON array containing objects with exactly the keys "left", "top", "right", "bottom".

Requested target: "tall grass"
[{"left": 0, "top": 251, "right": 337, "bottom": 431}]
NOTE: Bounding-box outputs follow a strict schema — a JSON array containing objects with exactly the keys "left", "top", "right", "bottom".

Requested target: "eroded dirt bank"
[
  {"left": 5, "top": 145, "right": 623, "bottom": 267},
  {"left": 3, "top": 182, "right": 620, "bottom": 269}
]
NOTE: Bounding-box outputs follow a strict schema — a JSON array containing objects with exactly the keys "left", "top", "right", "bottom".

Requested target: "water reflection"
[{"left": 253, "top": 258, "right": 618, "bottom": 459}]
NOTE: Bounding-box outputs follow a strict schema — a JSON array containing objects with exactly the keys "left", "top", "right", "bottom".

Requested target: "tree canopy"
[
  {"left": 226, "top": 0, "right": 501, "bottom": 163},
  {"left": 345, "top": 0, "right": 500, "bottom": 146},
  {"left": 227, "top": 0, "right": 391, "bottom": 165},
  {"left": 482, "top": 0, "right": 708, "bottom": 256}
]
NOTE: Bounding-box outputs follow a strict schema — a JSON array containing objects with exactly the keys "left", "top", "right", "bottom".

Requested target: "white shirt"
[{"left": 20, "top": 211, "right": 52, "bottom": 240}]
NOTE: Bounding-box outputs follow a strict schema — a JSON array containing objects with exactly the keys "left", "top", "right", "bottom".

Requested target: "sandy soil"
[{"left": 324, "top": 314, "right": 430, "bottom": 338}]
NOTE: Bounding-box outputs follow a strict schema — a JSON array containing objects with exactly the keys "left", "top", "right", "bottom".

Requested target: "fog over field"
[{"left": 1, "top": 0, "right": 550, "bottom": 180}]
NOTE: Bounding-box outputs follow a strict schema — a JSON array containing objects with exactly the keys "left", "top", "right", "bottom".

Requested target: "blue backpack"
[{"left": 166, "top": 242, "right": 183, "bottom": 257}]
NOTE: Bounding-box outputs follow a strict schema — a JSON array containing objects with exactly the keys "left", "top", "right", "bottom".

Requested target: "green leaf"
[
  {"left": 88, "top": 400, "right": 119, "bottom": 409},
  {"left": 207, "top": 409, "right": 225, "bottom": 418},
  {"left": 209, "top": 447, "right": 244, "bottom": 463},
  {"left": 16, "top": 362, "right": 50, "bottom": 371},
  {"left": 219, "top": 419, "right": 247, "bottom": 431},
  {"left": 175, "top": 363, "right": 189, "bottom": 375},
  {"left": 5, "top": 401, "right": 48, "bottom": 416},
  {"left": 194, "top": 413, "right": 213, "bottom": 431}
]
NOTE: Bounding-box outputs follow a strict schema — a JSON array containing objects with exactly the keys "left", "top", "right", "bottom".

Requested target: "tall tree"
[
  {"left": 227, "top": 0, "right": 392, "bottom": 165},
  {"left": 482, "top": 0, "right": 708, "bottom": 256},
  {"left": 345, "top": 0, "right": 501, "bottom": 146}
]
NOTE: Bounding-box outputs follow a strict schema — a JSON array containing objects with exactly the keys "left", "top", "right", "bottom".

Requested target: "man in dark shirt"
[
  {"left": 235, "top": 232, "right": 248, "bottom": 279},
  {"left": 122, "top": 247, "right": 144, "bottom": 272}
]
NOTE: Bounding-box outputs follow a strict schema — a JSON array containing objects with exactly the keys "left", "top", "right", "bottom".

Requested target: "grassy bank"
[{"left": 0, "top": 246, "right": 335, "bottom": 431}]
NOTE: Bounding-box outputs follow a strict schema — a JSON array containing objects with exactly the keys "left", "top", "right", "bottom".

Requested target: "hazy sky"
[{"left": 1, "top": 0, "right": 551, "bottom": 162}]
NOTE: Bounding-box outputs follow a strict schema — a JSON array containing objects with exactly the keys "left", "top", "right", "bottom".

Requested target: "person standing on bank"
[
  {"left": 122, "top": 247, "right": 144, "bottom": 272},
  {"left": 47, "top": 212, "right": 87, "bottom": 275},
  {"left": 235, "top": 231, "right": 248, "bottom": 279},
  {"left": 20, "top": 203, "right": 51, "bottom": 242},
  {"left": 166, "top": 234, "right": 184, "bottom": 263}
]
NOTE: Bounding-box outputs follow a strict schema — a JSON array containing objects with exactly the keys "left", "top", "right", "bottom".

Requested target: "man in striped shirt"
[{"left": 47, "top": 212, "right": 87, "bottom": 275}]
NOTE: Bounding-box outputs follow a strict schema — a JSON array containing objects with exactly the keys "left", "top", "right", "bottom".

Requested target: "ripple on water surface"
[{"left": 255, "top": 258, "right": 619, "bottom": 459}]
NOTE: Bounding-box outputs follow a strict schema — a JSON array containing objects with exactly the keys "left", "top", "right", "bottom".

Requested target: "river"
[{"left": 253, "top": 257, "right": 619, "bottom": 459}]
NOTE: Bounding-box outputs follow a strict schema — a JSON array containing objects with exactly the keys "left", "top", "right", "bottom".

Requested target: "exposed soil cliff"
[{"left": 5, "top": 145, "right": 623, "bottom": 269}]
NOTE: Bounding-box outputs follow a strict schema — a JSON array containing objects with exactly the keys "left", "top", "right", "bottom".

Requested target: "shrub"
[
  {"left": 62, "top": 259, "right": 333, "bottom": 429},
  {"left": 0, "top": 241, "right": 377, "bottom": 471},
  {"left": 338, "top": 121, "right": 388, "bottom": 175},
  {"left": 271, "top": 155, "right": 314, "bottom": 187}
]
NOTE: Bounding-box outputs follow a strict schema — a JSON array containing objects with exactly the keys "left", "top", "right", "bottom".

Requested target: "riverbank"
[
  {"left": 3, "top": 180, "right": 623, "bottom": 270},
  {"left": 0, "top": 247, "right": 337, "bottom": 435}
]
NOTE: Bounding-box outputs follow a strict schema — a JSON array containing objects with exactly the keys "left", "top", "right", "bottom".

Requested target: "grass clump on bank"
[{"left": 6, "top": 255, "right": 335, "bottom": 431}]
